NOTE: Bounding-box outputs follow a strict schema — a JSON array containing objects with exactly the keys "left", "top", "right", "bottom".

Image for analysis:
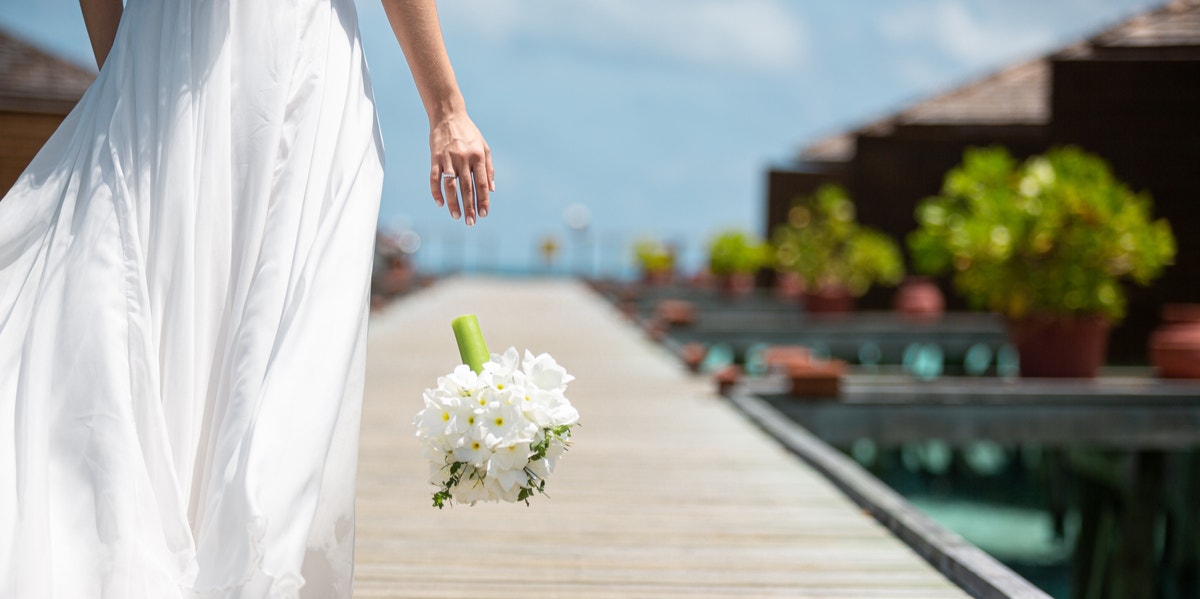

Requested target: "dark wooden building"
[
  {"left": 767, "top": 0, "right": 1200, "bottom": 361},
  {"left": 0, "top": 29, "right": 94, "bottom": 196}
]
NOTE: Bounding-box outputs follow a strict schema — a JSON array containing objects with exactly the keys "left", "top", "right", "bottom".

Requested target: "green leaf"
[{"left": 907, "top": 145, "right": 1176, "bottom": 322}]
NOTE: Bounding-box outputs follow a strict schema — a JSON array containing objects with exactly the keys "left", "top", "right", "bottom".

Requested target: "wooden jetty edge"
[
  {"left": 728, "top": 382, "right": 1051, "bottom": 599},
  {"left": 354, "top": 277, "right": 976, "bottom": 598}
]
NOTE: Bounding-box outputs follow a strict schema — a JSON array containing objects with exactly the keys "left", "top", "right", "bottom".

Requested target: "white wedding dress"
[{"left": 0, "top": 0, "right": 383, "bottom": 596}]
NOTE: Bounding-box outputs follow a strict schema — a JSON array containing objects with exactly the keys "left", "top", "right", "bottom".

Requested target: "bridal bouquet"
[{"left": 415, "top": 315, "right": 579, "bottom": 508}]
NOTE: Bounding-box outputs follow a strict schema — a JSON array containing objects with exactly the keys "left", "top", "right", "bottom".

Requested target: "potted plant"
[
  {"left": 632, "top": 238, "right": 675, "bottom": 285},
  {"left": 893, "top": 276, "right": 945, "bottom": 320},
  {"left": 707, "top": 230, "right": 770, "bottom": 296},
  {"left": 908, "top": 146, "right": 1176, "bottom": 377},
  {"left": 1149, "top": 304, "right": 1200, "bottom": 379},
  {"left": 773, "top": 184, "right": 905, "bottom": 313}
]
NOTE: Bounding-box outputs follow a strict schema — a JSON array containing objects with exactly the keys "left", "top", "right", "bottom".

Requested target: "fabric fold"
[{"left": 0, "top": 0, "right": 384, "bottom": 596}]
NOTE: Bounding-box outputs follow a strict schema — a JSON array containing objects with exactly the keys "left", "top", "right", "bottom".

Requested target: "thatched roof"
[
  {"left": 797, "top": 0, "right": 1199, "bottom": 163},
  {"left": 895, "top": 59, "right": 1049, "bottom": 126},
  {"left": 1091, "top": 0, "right": 1200, "bottom": 49},
  {"left": 0, "top": 28, "right": 95, "bottom": 115}
]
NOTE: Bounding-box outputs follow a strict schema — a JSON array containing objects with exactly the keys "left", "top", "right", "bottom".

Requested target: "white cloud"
[
  {"left": 880, "top": 1, "right": 1057, "bottom": 69},
  {"left": 440, "top": 0, "right": 808, "bottom": 72}
]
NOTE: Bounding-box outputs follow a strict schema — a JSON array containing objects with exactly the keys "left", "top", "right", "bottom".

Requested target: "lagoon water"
[{"left": 828, "top": 436, "right": 1198, "bottom": 597}]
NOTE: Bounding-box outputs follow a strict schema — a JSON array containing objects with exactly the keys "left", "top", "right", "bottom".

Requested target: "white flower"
[
  {"left": 484, "top": 347, "right": 522, "bottom": 389},
  {"left": 414, "top": 390, "right": 470, "bottom": 439},
  {"left": 519, "top": 388, "right": 556, "bottom": 429},
  {"left": 522, "top": 350, "right": 574, "bottom": 392},
  {"left": 439, "top": 364, "right": 481, "bottom": 398},
  {"left": 526, "top": 458, "right": 551, "bottom": 480},
  {"left": 545, "top": 437, "right": 568, "bottom": 461},
  {"left": 481, "top": 402, "right": 536, "bottom": 448},
  {"left": 468, "top": 384, "right": 499, "bottom": 412},
  {"left": 461, "top": 409, "right": 486, "bottom": 446},
  {"left": 546, "top": 393, "right": 580, "bottom": 427},
  {"left": 484, "top": 474, "right": 523, "bottom": 502},
  {"left": 453, "top": 475, "right": 491, "bottom": 505},
  {"left": 452, "top": 437, "right": 492, "bottom": 468},
  {"left": 489, "top": 441, "right": 532, "bottom": 471},
  {"left": 420, "top": 439, "right": 453, "bottom": 462},
  {"left": 417, "top": 346, "right": 578, "bottom": 508},
  {"left": 486, "top": 458, "right": 530, "bottom": 492}
]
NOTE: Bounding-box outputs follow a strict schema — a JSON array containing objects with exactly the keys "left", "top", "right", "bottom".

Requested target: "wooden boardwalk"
[{"left": 353, "top": 278, "right": 968, "bottom": 598}]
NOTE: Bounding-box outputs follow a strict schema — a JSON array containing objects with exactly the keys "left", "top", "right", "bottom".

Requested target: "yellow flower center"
[
  {"left": 494, "top": 417, "right": 504, "bottom": 427},
  {"left": 497, "top": 383, "right": 505, "bottom": 390},
  {"left": 441, "top": 412, "right": 450, "bottom": 422}
]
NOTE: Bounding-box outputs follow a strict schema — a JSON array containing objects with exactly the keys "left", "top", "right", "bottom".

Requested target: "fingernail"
[
  {"left": 480, "top": 207, "right": 488, "bottom": 217},
  {"left": 466, "top": 216, "right": 475, "bottom": 226},
  {"left": 452, "top": 212, "right": 460, "bottom": 220}
]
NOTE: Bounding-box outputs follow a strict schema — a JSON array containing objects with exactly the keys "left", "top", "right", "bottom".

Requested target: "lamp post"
[{"left": 564, "top": 203, "right": 591, "bottom": 279}]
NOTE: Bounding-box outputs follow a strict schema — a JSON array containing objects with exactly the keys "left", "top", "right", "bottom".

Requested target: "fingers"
[
  {"left": 485, "top": 144, "right": 495, "bottom": 192},
  {"left": 428, "top": 117, "right": 494, "bottom": 226},
  {"left": 429, "top": 164, "right": 445, "bottom": 208},
  {"left": 457, "top": 158, "right": 477, "bottom": 227},
  {"left": 441, "top": 169, "right": 461, "bottom": 221},
  {"left": 472, "top": 161, "right": 490, "bottom": 218},
  {"left": 438, "top": 152, "right": 490, "bottom": 226}
]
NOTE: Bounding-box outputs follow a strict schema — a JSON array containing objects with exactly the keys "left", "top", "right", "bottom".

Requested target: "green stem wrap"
[{"left": 451, "top": 314, "right": 490, "bottom": 374}]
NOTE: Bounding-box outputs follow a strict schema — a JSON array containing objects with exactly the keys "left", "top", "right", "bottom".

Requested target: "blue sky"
[{"left": 0, "top": 0, "right": 1164, "bottom": 275}]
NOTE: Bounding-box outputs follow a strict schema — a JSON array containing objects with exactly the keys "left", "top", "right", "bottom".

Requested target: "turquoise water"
[
  {"left": 841, "top": 442, "right": 1199, "bottom": 599},
  {"left": 907, "top": 495, "right": 1074, "bottom": 597}
]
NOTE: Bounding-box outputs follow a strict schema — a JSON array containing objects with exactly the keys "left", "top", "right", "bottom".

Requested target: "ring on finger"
[{"left": 441, "top": 172, "right": 458, "bottom": 181}]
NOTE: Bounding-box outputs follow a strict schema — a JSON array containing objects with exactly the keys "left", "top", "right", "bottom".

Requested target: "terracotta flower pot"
[
  {"left": 714, "top": 272, "right": 755, "bottom": 297},
  {"left": 774, "top": 270, "right": 805, "bottom": 299},
  {"left": 803, "top": 286, "right": 855, "bottom": 314},
  {"left": 762, "top": 345, "right": 811, "bottom": 375},
  {"left": 1163, "top": 303, "right": 1200, "bottom": 324},
  {"left": 680, "top": 342, "right": 708, "bottom": 373},
  {"left": 1149, "top": 304, "right": 1200, "bottom": 379},
  {"left": 714, "top": 365, "right": 743, "bottom": 396},
  {"left": 655, "top": 299, "right": 696, "bottom": 327},
  {"left": 894, "top": 276, "right": 944, "bottom": 320},
  {"left": 787, "top": 358, "right": 846, "bottom": 398},
  {"left": 1009, "top": 314, "right": 1110, "bottom": 378},
  {"left": 640, "top": 269, "right": 672, "bottom": 287}
]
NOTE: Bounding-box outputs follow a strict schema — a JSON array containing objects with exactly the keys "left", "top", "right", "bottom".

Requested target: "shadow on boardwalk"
[{"left": 354, "top": 277, "right": 966, "bottom": 598}]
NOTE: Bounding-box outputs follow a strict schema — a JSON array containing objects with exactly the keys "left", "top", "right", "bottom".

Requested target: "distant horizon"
[{"left": 0, "top": 0, "right": 1165, "bottom": 274}]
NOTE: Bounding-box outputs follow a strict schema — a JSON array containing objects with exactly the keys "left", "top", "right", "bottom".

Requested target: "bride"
[{"left": 0, "top": 0, "right": 492, "bottom": 596}]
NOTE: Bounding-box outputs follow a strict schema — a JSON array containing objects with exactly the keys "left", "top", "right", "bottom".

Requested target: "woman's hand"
[
  {"left": 381, "top": 0, "right": 496, "bottom": 226},
  {"left": 429, "top": 113, "right": 494, "bottom": 226}
]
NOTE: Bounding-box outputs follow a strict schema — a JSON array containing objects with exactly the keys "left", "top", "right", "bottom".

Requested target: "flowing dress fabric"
[{"left": 0, "top": 0, "right": 384, "bottom": 595}]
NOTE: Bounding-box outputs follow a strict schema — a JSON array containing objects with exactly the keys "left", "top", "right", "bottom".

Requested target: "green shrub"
[
  {"left": 908, "top": 146, "right": 1175, "bottom": 322},
  {"left": 708, "top": 230, "right": 770, "bottom": 276},
  {"left": 773, "top": 184, "right": 904, "bottom": 297},
  {"left": 632, "top": 238, "right": 674, "bottom": 275}
]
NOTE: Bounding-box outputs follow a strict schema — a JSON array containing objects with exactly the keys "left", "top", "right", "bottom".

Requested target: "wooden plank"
[
  {"left": 354, "top": 278, "right": 970, "bottom": 598},
  {"left": 727, "top": 386, "right": 1051, "bottom": 599}
]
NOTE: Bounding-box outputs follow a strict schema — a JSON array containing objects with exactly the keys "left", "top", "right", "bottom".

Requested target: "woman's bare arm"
[
  {"left": 382, "top": 0, "right": 495, "bottom": 226},
  {"left": 80, "top": 0, "right": 123, "bottom": 69}
]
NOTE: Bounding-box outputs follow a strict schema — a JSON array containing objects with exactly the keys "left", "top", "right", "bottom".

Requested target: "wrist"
[{"left": 426, "top": 94, "right": 467, "bottom": 124}]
